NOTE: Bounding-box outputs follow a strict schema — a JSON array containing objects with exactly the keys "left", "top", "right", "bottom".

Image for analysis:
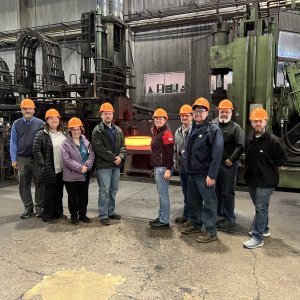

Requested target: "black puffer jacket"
[{"left": 32, "top": 128, "right": 61, "bottom": 185}]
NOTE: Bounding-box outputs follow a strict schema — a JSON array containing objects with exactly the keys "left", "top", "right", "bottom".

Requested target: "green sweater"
[{"left": 92, "top": 122, "right": 127, "bottom": 169}]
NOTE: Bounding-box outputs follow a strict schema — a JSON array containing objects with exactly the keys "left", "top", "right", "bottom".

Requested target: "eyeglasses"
[
  {"left": 71, "top": 128, "right": 81, "bottom": 132},
  {"left": 219, "top": 110, "right": 232, "bottom": 114},
  {"left": 193, "top": 109, "right": 207, "bottom": 114}
]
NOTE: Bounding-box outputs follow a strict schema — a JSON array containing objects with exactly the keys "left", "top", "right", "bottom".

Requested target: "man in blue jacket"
[
  {"left": 10, "top": 99, "right": 44, "bottom": 219},
  {"left": 181, "top": 97, "right": 224, "bottom": 243}
]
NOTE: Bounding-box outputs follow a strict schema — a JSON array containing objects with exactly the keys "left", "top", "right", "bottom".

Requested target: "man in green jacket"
[{"left": 92, "top": 102, "right": 127, "bottom": 225}]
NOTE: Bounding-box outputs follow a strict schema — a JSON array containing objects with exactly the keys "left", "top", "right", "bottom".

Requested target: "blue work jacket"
[{"left": 182, "top": 120, "right": 224, "bottom": 180}]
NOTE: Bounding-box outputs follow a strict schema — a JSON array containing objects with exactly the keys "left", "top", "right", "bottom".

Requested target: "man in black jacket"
[
  {"left": 243, "top": 107, "right": 287, "bottom": 249},
  {"left": 92, "top": 102, "right": 126, "bottom": 226},
  {"left": 214, "top": 99, "right": 244, "bottom": 228}
]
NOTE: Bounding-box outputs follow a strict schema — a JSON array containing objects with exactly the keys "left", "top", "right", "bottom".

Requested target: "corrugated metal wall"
[
  {"left": 0, "top": 49, "right": 15, "bottom": 72},
  {"left": 128, "top": 0, "right": 211, "bottom": 13},
  {"left": 27, "top": 0, "right": 96, "bottom": 27},
  {"left": 0, "top": 0, "right": 19, "bottom": 31},
  {"left": 130, "top": 22, "right": 213, "bottom": 113},
  {"left": 279, "top": 10, "right": 300, "bottom": 33},
  {"left": 191, "top": 34, "right": 212, "bottom": 101}
]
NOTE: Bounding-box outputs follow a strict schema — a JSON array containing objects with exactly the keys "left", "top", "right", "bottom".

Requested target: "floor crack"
[
  {"left": 5, "top": 258, "right": 46, "bottom": 277},
  {"left": 251, "top": 251, "right": 260, "bottom": 300}
]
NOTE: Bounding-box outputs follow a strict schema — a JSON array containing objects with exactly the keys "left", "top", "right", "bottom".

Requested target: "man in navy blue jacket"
[{"left": 181, "top": 97, "right": 224, "bottom": 243}]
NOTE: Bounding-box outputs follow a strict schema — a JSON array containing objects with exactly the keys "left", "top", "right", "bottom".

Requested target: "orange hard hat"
[
  {"left": 192, "top": 97, "right": 210, "bottom": 111},
  {"left": 153, "top": 108, "right": 168, "bottom": 120},
  {"left": 218, "top": 99, "right": 234, "bottom": 110},
  {"left": 249, "top": 107, "right": 269, "bottom": 121},
  {"left": 179, "top": 104, "right": 193, "bottom": 115},
  {"left": 68, "top": 117, "right": 83, "bottom": 128},
  {"left": 45, "top": 108, "right": 61, "bottom": 119},
  {"left": 99, "top": 102, "right": 114, "bottom": 112},
  {"left": 20, "top": 98, "right": 35, "bottom": 109}
]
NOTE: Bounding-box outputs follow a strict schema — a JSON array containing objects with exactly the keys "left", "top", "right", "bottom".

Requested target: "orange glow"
[{"left": 125, "top": 136, "right": 152, "bottom": 150}]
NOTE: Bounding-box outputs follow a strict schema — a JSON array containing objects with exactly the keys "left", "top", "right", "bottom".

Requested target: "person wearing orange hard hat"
[
  {"left": 214, "top": 99, "right": 244, "bottom": 229},
  {"left": 180, "top": 97, "right": 223, "bottom": 243},
  {"left": 173, "top": 104, "right": 193, "bottom": 224},
  {"left": 92, "top": 102, "right": 126, "bottom": 226},
  {"left": 32, "top": 108, "right": 67, "bottom": 223},
  {"left": 61, "top": 117, "right": 95, "bottom": 225},
  {"left": 242, "top": 107, "right": 287, "bottom": 249},
  {"left": 149, "top": 108, "right": 174, "bottom": 229},
  {"left": 9, "top": 98, "right": 44, "bottom": 219}
]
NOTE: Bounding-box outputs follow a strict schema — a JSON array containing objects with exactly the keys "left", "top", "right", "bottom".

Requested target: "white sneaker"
[
  {"left": 243, "top": 238, "right": 264, "bottom": 249},
  {"left": 248, "top": 230, "right": 271, "bottom": 237}
]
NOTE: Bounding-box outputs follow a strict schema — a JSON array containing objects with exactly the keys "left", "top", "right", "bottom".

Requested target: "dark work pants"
[
  {"left": 17, "top": 156, "right": 44, "bottom": 213},
  {"left": 216, "top": 161, "right": 238, "bottom": 223},
  {"left": 65, "top": 173, "right": 90, "bottom": 219},
  {"left": 42, "top": 172, "right": 64, "bottom": 220}
]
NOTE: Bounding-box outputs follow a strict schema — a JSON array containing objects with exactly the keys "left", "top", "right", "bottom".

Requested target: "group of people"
[
  {"left": 10, "top": 96, "right": 287, "bottom": 249},
  {"left": 149, "top": 97, "right": 287, "bottom": 249},
  {"left": 10, "top": 99, "right": 124, "bottom": 226}
]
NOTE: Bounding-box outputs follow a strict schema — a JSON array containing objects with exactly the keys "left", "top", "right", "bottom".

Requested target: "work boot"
[
  {"left": 196, "top": 232, "right": 218, "bottom": 243},
  {"left": 109, "top": 214, "right": 121, "bottom": 220},
  {"left": 53, "top": 213, "right": 68, "bottom": 220},
  {"left": 71, "top": 218, "right": 79, "bottom": 225},
  {"left": 181, "top": 225, "right": 201, "bottom": 234},
  {"left": 150, "top": 221, "right": 169, "bottom": 229},
  {"left": 183, "top": 220, "right": 192, "bottom": 228},
  {"left": 217, "top": 219, "right": 235, "bottom": 228},
  {"left": 36, "top": 212, "right": 43, "bottom": 218},
  {"left": 100, "top": 218, "right": 110, "bottom": 226},
  {"left": 149, "top": 218, "right": 159, "bottom": 225},
  {"left": 79, "top": 216, "right": 91, "bottom": 223},
  {"left": 175, "top": 216, "right": 188, "bottom": 223},
  {"left": 42, "top": 218, "right": 56, "bottom": 224},
  {"left": 20, "top": 208, "right": 34, "bottom": 219}
]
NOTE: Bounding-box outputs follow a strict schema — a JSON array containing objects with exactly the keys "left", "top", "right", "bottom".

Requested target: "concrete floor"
[{"left": 0, "top": 178, "right": 299, "bottom": 300}]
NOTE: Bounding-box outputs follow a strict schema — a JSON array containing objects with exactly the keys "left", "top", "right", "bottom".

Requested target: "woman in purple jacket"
[{"left": 61, "top": 117, "right": 95, "bottom": 225}]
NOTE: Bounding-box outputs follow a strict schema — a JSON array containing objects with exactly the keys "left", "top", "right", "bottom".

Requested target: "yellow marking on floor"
[{"left": 23, "top": 269, "right": 125, "bottom": 300}]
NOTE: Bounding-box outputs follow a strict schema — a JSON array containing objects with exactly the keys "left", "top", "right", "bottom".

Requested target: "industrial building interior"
[{"left": 0, "top": 1, "right": 299, "bottom": 299}]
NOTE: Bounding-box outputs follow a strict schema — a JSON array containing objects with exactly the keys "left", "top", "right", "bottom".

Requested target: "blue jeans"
[
  {"left": 96, "top": 168, "right": 120, "bottom": 219},
  {"left": 216, "top": 161, "right": 238, "bottom": 223},
  {"left": 154, "top": 167, "right": 171, "bottom": 224},
  {"left": 179, "top": 170, "right": 190, "bottom": 219},
  {"left": 187, "top": 175, "right": 217, "bottom": 236},
  {"left": 248, "top": 186, "right": 274, "bottom": 242}
]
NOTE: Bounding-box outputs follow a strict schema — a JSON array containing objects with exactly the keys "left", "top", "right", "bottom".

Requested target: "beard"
[{"left": 218, "top": 116, "right": 231, "bottom": 124}]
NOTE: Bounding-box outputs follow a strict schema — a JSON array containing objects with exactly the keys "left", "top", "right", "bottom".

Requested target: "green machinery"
[{"left": 209, "top": 1, "right": 300, "bottom": 188}]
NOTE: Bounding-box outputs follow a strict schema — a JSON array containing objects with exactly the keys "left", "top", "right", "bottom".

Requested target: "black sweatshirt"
[
  {"left": 244, "top": 130, "right": 288, "bottom": 188},
  {"left": 216, "top": 120, "right": 244, "bottom": 162}
]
